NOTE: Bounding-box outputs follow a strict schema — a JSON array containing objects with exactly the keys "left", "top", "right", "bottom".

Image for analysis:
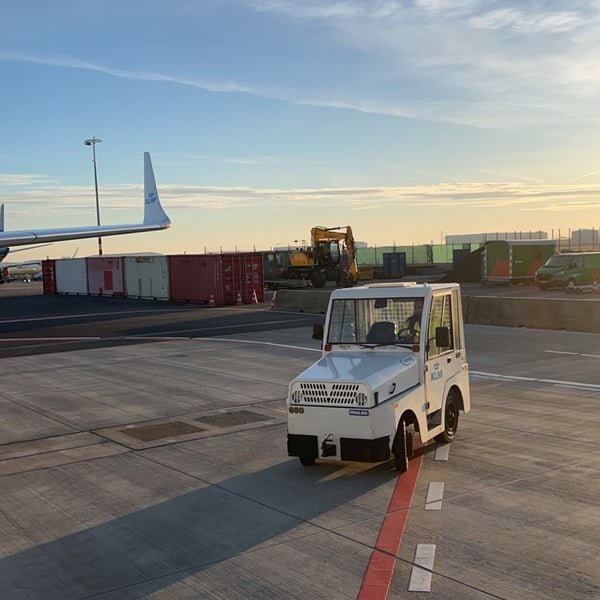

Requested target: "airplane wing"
[
  {"left": 0, "top": 152, "right": 170, "bottom": 248},
  {"left": 1, "top": 260, "right": 42, "bottom": 270}
]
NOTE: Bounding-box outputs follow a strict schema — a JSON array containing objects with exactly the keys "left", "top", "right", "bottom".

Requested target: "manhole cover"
[
  {"left": 121, "top": 421, "right": 205, "bottom": 442},
  {"left": 195, "top": 410, "right": 269, "bottom": 428}
]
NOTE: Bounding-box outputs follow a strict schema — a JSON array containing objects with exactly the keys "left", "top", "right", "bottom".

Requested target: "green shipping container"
[{"left": 484, "top": 240, "right": 556, "bottom": 284}]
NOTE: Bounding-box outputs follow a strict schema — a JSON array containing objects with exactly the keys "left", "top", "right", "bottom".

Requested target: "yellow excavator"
[{"left": 286, "top": 225, "right": 359, "bottom": 288}]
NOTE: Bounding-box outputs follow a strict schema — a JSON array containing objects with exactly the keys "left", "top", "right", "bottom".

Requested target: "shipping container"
[
  {"left": 54, "top": 258, "right": 88, "bottom": 295},
  {"left": 42, "top": 259, "right": 56, "bottom": 294},
  {"left": 483, "top": 240, "right": 556, "bottom": 284},
  {"left": 222, "top": 252, "right": 263, "bottom": 304},
  {"left": 168, "top": 254, "right": 223, "bottom": 304},
  {"left": 124, "top": 255, "right": 169, "bottom": 300},
  {"left": 87, "top": 256, "right": 125, "bottom": 296},
  {"left": 382, "top": 252, "right": 407, "bottom": 278},
  {"left": 168, "top": 253, "right": 264, "bottom": 305}
]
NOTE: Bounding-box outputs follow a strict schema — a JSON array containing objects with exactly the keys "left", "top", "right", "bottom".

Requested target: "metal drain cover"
[
  {"left": 121, "top": 421, "right": 205, "bottom": 442},
  {"left": 195, "top": 410, "right": 270, "bottom": 428}
]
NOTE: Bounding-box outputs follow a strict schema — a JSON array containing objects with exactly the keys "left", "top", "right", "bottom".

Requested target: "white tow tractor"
[{"left": 286, "top": 282, "right": 471, "bottom": 472}]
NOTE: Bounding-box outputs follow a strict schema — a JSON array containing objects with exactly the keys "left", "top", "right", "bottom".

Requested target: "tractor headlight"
[
  {"left": 356, "top": 392, "right": 368, "bottom": 407},
  {"left": 291, "top": 390, "right": 303, "bottom": 403}
]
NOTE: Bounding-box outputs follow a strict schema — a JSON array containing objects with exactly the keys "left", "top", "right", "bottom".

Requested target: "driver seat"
[{"left": 366, "top": 321, "right": 397, "bottom": 343}]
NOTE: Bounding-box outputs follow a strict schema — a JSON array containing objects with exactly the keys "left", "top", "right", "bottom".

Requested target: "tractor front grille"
[{"left": 296, "top": 382, "right": 363, "bottom": 406}]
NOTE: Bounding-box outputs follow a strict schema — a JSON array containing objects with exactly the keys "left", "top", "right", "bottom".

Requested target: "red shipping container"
[
  {"left": 222, "top": 252, "right": 264, "bottom": 304},
  {"left": 86, "top": 256, "right": 125, "bottom": 297},
  {"left": 168, "top": 253, "right": 264, "bottom": 305},
  {"left": 42, "top": 259, "right": 56, "bottom": 295},
  {"left": 168, "top": 254, "right": 224, "bottom": 304}
]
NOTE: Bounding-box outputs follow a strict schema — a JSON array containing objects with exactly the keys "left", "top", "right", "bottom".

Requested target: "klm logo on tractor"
[
  {"left": 146, "top": 191, "right": 157, "bottom": 205},
  {"left": 431, "top": 361, "right": 443, "bottom": 381}
]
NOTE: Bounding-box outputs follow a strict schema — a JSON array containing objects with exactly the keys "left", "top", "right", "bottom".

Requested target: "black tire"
[
  {"left": 393, "top": 419, "right": 409, "bottom": 473},
  {"left": 435, "top": 390, "right": 459, "bottom": 444},
  {"left": 299, "top": 456, "right": 316, "bottom": 466},
  {"left": 565, "top": 278, "right": 577, "bottom": 293},
  {"left": 310, "top": 271, "right": 327, "bottom": 288}
]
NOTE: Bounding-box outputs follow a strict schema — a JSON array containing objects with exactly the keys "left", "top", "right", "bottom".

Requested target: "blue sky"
[{"left": 1, "top": 0, "right": 600, "bottom": 259}]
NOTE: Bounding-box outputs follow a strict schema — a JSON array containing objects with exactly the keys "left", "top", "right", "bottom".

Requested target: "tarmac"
[{"left": 0, "top": 282, "right": 598, "bottom": 599}]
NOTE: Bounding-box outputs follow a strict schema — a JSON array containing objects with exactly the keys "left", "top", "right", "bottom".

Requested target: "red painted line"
[{"left": 357, "top": 455, "right": 423, "bottom": 600}]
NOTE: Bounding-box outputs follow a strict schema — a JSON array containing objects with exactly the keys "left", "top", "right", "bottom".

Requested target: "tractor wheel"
[{"left": 434, "top": 390, "right": 459, "bottom": 444}]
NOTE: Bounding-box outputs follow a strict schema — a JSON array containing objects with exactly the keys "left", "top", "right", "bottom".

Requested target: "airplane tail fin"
[{"left": 143, "top": 152, "right": 171, "bottom": 227}]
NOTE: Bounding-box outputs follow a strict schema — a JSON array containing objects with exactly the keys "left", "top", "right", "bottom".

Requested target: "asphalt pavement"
[{"left": 0, "top": 282, "right": 598, "bottom": 599}]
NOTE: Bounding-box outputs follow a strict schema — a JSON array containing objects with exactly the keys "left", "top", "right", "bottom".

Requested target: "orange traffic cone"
[
  {"left": 208, "top": 294, "right": 216, "bottom": 307},
  {"left": 270, "top": 291, "right": 277, "bottom": 310},
  {"left": 236, "top": 291, "right": 243, "bottom": 305},
  {"left": 251, "top": 289, "right": 259, "bottom": 304}
]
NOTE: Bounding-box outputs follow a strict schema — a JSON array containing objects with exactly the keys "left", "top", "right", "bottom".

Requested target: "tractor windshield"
[{"left": 327, "top": 297, "right": 424, "bottom": 345}]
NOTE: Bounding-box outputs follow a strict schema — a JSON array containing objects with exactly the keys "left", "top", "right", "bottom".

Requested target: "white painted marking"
[
  {"left": 538, "top": 379, "right": 600, "bottom": 390},
  {"left": 434, "top": 444, "right": 450, "bottom": 461},
  {"left": 471, "top": 370, "right": 600, "bottom": 391},
  {"left": 546, "top": 350, "right": 600, "bottom": 358},
  {"left": 425, "top": 482, "right": 444, "bottom": 510},
  {"left": 0, "top": 308, "right": 175, "bottom": 325},
  {"left": 408, "top": 544, "right": 436, "bottom": 592},
  {"left": 193, "top": 337, "right": 321, "bottom": 353},
  {"left": 124, "top": 336, "right": 189, "bottom": 341},
  {"left": 0, "top": 337, "right": 100, "bottom": 341},
  {"left": 471, "top": 371, "right": 536, "bottom": 382}
]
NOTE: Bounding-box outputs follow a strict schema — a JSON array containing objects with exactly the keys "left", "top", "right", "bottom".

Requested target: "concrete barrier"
[
  {"left": 273, "top": 289, "right": 331, "bottom": 314},
  {"left": 274, "top": 289, "right": 600, "bottom": 333},
  {"left": 463, "top": 296, "right": 600, "bottom": 333}
]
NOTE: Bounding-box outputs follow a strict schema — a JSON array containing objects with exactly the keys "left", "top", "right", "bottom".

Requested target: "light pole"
[{"left": 84, "top": 137, "right": 103, "bottom": 255}]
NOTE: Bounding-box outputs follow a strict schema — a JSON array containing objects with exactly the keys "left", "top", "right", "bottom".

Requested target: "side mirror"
[
  {"left": 312, "top": 323, "right": 324, "bottom": 340},
  {"left": 435, "top": 326, "right": 450, "bottom": 348}
]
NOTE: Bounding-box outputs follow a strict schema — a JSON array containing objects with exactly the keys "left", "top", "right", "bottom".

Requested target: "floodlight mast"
[{"left": 84, "top": 137, "right": 103, "bottom": 255}]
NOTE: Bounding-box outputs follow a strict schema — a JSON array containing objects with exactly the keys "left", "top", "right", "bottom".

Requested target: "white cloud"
[
  {"left": 4, "top": 180, "right": 600, "bottom": 217},
  {"left": 3, "top": 2, "right": 600, "bottom": 131},
  {"left": 0, "top": 174, "right": 55, "bottom": 186}
]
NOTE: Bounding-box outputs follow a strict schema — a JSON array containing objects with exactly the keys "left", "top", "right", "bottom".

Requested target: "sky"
[{"left": 1, "top": 0, "right": 600, "bottom": 260}]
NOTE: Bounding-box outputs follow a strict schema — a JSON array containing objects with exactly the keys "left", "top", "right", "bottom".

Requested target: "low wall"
[
  {"left": 463, "top": 296, "right": 600, "bottom": 333},
  {"left": 273, "top": 289, "right": 600, "bottom": 333},
  {"left": 274, "top": 289, "right": 331, "bottom": 314}
]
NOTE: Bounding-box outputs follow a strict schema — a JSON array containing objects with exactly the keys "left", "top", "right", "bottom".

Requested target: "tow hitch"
[{"left": 321, "top": 434, "right": 336, "bottom": 457}]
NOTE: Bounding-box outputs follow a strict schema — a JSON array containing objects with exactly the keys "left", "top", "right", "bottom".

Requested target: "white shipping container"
[
  {"left": 87, "top": 256, "right": 125, "bottom": 297},
  {"left": 55, "top": 258, "right": 88, "bottom": 295},
  {"left": 124, "top": 255, "right": 170, "bottom": 300}
]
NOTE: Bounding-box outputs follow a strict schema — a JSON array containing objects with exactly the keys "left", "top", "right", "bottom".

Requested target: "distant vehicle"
[
  {"left": 483, "top": 240, "right": 556, "bottom": 285},
  {"left": 265, "top": 225, "right": 359, "bottom": 289},
  {"left": 535, "top": 251, "right": 600, "bottom": 290},
  {"left": 0, "top": 152, "right": 170, "bottom": 264},
  {"left": 286, "top": 282, "right": 471, "bottom": 473}
]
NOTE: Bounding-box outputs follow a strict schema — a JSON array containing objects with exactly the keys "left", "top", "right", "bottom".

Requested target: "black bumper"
[{"left": 287, "top": 434, "right": 390, "bottom": 463}]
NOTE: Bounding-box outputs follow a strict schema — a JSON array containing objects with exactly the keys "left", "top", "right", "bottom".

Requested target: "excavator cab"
[{"left": 315, "top": 239, "right": 340, "bottom": 269}]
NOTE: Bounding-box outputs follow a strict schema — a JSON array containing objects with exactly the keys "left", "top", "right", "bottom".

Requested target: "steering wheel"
[{"left": 397, "top": 328, "right": 414, "bottom": 343}]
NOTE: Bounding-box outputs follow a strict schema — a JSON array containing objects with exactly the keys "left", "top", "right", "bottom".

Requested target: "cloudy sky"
[{"left": 1, "top": 0, "right": 600, "bottom": 258}]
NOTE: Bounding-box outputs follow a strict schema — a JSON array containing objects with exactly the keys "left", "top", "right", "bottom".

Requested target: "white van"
[{"left": 287, "top": 282, "right": 471, "bottom": 473}]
